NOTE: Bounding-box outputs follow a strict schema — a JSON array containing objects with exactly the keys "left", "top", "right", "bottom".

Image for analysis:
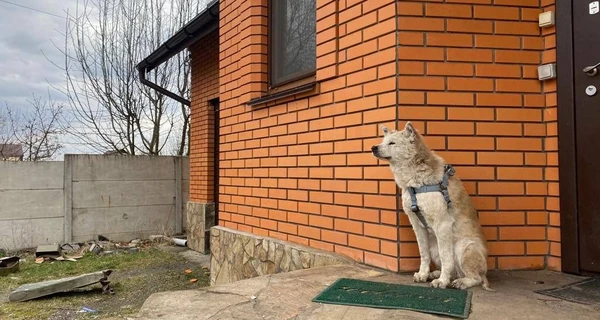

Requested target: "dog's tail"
[{"left": 482, "top": 275, "right": 495, "bottom": 292}]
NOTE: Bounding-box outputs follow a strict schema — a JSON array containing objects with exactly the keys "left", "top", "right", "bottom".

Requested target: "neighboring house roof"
[{"left": 0, "top": 144, "right": 24, "bottom": 159}]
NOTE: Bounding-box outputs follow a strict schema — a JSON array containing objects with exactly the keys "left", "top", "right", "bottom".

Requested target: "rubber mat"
[
  {"left": 312, "top": 278, "right": 472, "bottom": 319},
  {"left": 536, "top": 277, "right": 600, "bottom": 305}
]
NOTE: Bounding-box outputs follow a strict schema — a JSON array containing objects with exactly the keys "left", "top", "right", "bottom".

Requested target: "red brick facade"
[{"left": 189, "top": 0, "right": 562, "bottom": 272}]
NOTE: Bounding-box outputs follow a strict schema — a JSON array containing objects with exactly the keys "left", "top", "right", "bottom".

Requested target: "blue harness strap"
[{"left": 407, "top": 164, "right": 456, "bottom": 228}]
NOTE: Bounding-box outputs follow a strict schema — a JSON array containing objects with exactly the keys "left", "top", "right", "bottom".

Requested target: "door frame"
[
  {"left": 210, "top": 98, "right": 220, "bottom": 226},
  {"left": 556, "top": 0, "right": 580, "bottom": 274}
]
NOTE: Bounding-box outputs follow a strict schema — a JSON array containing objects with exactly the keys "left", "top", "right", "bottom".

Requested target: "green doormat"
[{"left": 312, "top": 278, "right": 472, "bottom": 319}]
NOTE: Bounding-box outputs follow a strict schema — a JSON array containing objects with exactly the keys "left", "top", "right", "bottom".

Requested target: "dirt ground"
[{"left": 0, "top": 245, "right": 210, "bottom": 320}]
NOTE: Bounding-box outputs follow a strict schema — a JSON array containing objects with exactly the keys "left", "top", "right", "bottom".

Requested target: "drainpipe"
[{"left": 138, "top": 68, "right": 190, "bottom": 106}]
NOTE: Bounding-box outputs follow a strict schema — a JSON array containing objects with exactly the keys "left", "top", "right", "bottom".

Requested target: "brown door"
[{"left": 574, "top": 1, "right": 600, "bottom": 273}]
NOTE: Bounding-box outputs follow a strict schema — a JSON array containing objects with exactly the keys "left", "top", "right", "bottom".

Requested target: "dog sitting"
[{"left": 371, "top": 122, "right": 493, "bottom": 291}]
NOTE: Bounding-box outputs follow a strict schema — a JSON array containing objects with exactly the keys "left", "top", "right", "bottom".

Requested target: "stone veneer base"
[
  {"left": 210, "top": 226, "right": 354, "bottom": 285},
  {"left": 186, "top": 202, "right": 215, "bottom": 254}
]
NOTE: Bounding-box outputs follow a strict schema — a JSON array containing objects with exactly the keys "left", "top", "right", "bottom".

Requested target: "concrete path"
[{"left": 135, "top": 265, "right": 600, "bottom": 319}]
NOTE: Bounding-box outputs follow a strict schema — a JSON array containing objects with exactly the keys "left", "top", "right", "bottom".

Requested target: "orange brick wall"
[
  {"left": 541, "top": 0, "right": 560, "bottom": 271},
  {"left": 188, "top": 0, "right": 562, "bottom": 273},
  {"left": 396, "top": 0, "right": 553, "bottom": 271},
  {"left": 190, "top": 30, "right": 219, "bottom": 203}
]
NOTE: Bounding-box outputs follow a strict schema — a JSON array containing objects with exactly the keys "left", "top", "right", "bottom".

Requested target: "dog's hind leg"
[
  {"left": 406, "top": 212, "right": 432, "bottom": 283},
  {"left": 451, "top": 243, "right": 491, "bottom": 290}
]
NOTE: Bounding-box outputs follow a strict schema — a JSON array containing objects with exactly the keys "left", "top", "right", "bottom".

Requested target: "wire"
[{"left": 0, "top": 0, "right": 65, "bottom": 19}]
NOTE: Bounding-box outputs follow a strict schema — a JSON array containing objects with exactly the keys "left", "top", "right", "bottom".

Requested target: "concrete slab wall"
[
  {"left": 0, "top": 156, "right": 189, "bottom": 251},
  {"left": 0, "top": 161, "right": 64, "bottom": 250}
]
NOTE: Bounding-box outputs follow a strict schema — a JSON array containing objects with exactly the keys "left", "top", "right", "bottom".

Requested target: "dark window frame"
[{"left": 268, "top": 0, "right": 317, "bottom": 88}]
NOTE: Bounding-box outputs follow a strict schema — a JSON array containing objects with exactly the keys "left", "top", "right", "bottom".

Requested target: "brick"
[
  {"left": 479, "top": 212, "right": 525, "bottom": 226},
  {"left": 497, "top": 167, "right": 543, "bottom": 180},
  {"left": 477, "top": 123, "right": 522, "bottom": 136},
  {"left": 349, "top": 234, "right": 380, "bottom": 252},
  {"left": 499, "top": 226, "right": 546, "bottom": 241},
  {"left": 448, "top": 107, "right": 495, "bottom": 121},
  {"left": 448, "top": 137, "right": 495, "bottom": 150},
  {"left": 497, "top": 137, "right": 542, "bottom": 151},
  {"left": 397, "top": 61, "right": 424, "bottom": 75},
  {"left": 427, "top": 33, "right": 473, "bottom": 47},
  {"left": 447, "top": 78, "right": 494, "bottom": 92},
  {"left": 298, "top": 225, "right": 321, "bottom": 240},
  {"left": 335, "top": 193, "right": 363, "bottom": 206},
  {"left": 475, "top": 64, "right": 521, "bottom": 78},
  {"left": 396, "top": 1, "right": 423, "bottom": 16},
  {"left": 348, "top": 208, "right": 379, "bottom": 222},
  {"left": 399, "top": 17, "right": 445, "bottom": 31},
  {"left": 495, "top": 51, "right": 541, "bottom": 64},
  {"left": 527, "top": 211, "right": 549, "bottom": 225},
  {"left": 475, "top": 35, "right": 520, "bottom": 49},
  {"left": 399, "top": 77, "right": 445, "bottom": 90},
  {"left": 381, "top": 240, "right": 398, "bottom": 256},
  {"left": 427, "top": 122, "right": 475, "bottom": 135},
  {"left": 479, "top": 182, "right": 524, "bottom": 195},
  {"left": 309, "top": 215, "right": 333, "bottom": 229},
  {"left": 427, "top": 62, "right": 473, "bottom": 76},
  {"left": 398, "top": 47, "right": 445, "bottom": 61},
  {"left": 397, "top": 32, "right": 424, "bottom": 47},
  {"left": 447, "top": 19, "right": 493, "bottom": 34},
  {"left": 400, "top": 106, "right": 447, "bottom": 120},
  {"left": 499, "top": 197, "right": 545, "bottom": 210},
  {"left": 476, "top": 93, "right": 522, "bottom": 107},
  {"left": 498, "top": 257, "right": 545, "bottom": 270},
  {"left": 488, "top": 242, "right": 525, "bottom": 256},
  {"left": 454, "top": 166, "right": 495, "bottom": 180},
  {"left": 335, "top": 245, "right": 364, "bottom": 262},
  {"left": 447, "top": 48, "right": 493, "bottom": 62},
  {"left": 364, "top": 195, "right": 397, "bottom": 210},
  {"left": 365, "top": 252, "right": 398, "bottom": 272},
  {"left": 425, "top": 3, "right": 472, "bottom": 18},
  {"left": 473, "top": 5, "right": 519, "bottom": 20},
  {"left": 495, "top": 21, "right": 540, "bottom": 36},
  {"left": 526, "top": 242, "right": 549, "bottom": 255},
  {"left": 496, "top": 79, "right": 541, "bottom": 93},
  {"left": 364, "top": 223, "right": 398, "bottom": 241},
  {"left": 434, "top": 151, "right": 475, "bottom": 165},
  {"left": 321, "top": 230, "right": 348, "bottom": 245}
]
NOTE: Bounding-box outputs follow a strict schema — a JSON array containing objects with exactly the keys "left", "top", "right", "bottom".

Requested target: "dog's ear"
[
  {"left": 404, "top": 121, "right": 416, "bottom": 142},
  {"left": 381, "top": 125, "right": 390, "bottom": 136},
  {"left": 404, "top": 121, "right": 415, "bottom": 135}
]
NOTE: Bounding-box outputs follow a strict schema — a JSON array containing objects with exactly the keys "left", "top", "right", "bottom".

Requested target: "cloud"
[{"left": 0, "top": 0, "right": 77, "bottom": 106}]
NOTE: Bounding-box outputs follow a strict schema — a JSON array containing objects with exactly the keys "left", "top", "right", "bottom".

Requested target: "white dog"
[{"left": 371, "top": 122, "right": 492, "bottom": 291}]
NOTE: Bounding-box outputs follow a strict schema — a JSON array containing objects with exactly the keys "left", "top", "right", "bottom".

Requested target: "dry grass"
[{"left": 0, "top": 247, "right": 209, "bottom": 320}]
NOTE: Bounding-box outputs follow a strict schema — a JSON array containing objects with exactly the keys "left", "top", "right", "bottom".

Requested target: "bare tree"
[
  {"left": 1, "top": 94, "right": 65, "bottom": 161},
  {"left": 58, "top": 0, "right": 204, "bottom": 155}
]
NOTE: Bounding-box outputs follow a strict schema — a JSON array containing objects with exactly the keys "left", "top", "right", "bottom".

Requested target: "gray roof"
[{"left": 0, "top": 144, "right": 24, "bottom": 158}]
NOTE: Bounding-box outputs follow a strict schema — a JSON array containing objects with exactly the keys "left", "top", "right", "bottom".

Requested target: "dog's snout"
[{"left": 371, "top": 145, "right": 378, "bottom": 152}]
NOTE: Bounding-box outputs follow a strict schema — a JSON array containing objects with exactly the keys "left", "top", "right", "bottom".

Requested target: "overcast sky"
[
  {"left": 0, "top": 0, "right": 78, "bottom": 107},
  {"left": 0, "top": 0, "right": 86, "bottom": 155}
]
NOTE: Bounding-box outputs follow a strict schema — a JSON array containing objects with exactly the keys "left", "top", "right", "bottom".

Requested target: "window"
[{"left": 270, "top": 0, "right": 317, "bottom": 87}]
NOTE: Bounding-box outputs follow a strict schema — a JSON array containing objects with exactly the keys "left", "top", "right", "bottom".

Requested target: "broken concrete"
[
  {"left": 135, "top": 265, "right": 600, "bottom": 320},
  {"left": 9, "top": 269, "right": 113, "bottom": 302}
]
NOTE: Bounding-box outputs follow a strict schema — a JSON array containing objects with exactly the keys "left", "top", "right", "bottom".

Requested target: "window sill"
[{"left": 247, "top": 81, "right": 318, "bottom": 107}]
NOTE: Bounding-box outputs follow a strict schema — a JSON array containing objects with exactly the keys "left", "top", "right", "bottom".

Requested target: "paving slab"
[{"left": 136, "top": 265, "right": 600, "bottom": 320}]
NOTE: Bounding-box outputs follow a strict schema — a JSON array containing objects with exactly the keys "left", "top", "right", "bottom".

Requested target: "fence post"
[
  {"left": 63, "top": 155, "right": 73, "bottom": 243},
  {"left": 175, "top": 156, "right": 183, "bottom": 235}
]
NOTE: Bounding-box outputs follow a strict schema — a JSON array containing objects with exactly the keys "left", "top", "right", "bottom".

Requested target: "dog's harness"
[{"left": 407, "top": 164, "right": 456, "bottom": 228}]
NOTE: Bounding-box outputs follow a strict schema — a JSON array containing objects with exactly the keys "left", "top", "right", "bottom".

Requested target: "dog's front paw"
[
  {"left": 431, "top": 278, "right": 450, "bottom": 288},
  {"left": 428, "top": 270, "right": 441, "bottom": 280},
  {"left": 413, "top": 272, "right": 429, "bottom": 283}
]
